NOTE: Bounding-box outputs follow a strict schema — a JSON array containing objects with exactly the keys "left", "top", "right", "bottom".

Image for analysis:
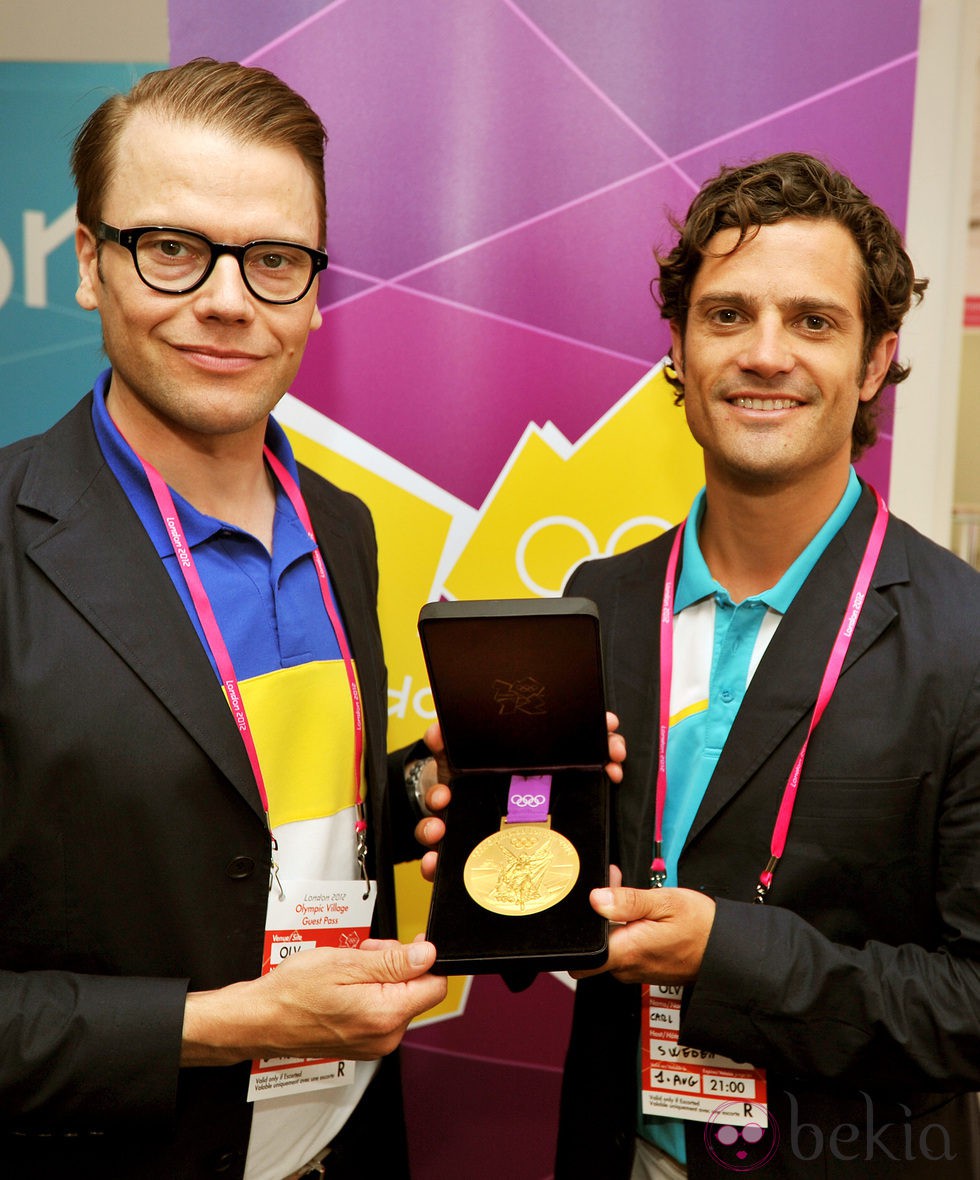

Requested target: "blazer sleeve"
[
  {"left": 386, "top": 741, "right": 430, "bottom": 864},
  {"left": 0, "top": 971, "right": 189, "bottom": 1131}
]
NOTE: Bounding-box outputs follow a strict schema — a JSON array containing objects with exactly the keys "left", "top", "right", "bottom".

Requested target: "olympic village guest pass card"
[{"left": 247, "top": 879, "right": 374, "bottom": 1101}]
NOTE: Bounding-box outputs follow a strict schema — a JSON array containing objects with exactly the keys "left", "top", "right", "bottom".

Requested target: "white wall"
[
  {"left": 893, "top": 0, "right": 979, "bottom": 544},
  {"left": 0, "top": 0, "right": 168, "bottom": 60}
]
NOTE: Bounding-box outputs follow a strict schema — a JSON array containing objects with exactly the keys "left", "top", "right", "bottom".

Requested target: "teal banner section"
[{"left": 0, "top": 63, "right": 163, "bottom": 446}]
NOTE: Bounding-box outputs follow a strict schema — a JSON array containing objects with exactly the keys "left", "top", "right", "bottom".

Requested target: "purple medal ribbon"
[{"left": 506, "top": 774, "right": 553, "bottom": 824}]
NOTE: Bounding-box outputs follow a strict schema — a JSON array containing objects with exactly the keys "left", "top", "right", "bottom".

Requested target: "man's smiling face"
[
  {"left": 670, "top": 218, "right": 896, "bottom": 496},
  {"left": 75, "top": 108, "right": 324, "bottom": 450}
]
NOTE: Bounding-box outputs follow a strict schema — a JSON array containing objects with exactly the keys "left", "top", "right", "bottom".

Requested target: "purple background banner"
[
  {"left": 170, "top": 4, "right": 922, "bottom": 1176},
  {"left": 173, "top": 0, "right": 919, "bottom": 505}
]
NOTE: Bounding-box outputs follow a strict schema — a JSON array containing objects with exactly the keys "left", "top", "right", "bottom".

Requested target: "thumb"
[
  {"left": 394, "top": 938, "right": 438, "bottom": 977},
  {"left": 589, "top": 884, "right": 667, "bottom": 923},
  {"left": 348, "top": 938, "right": 438, "bottom": 982}
]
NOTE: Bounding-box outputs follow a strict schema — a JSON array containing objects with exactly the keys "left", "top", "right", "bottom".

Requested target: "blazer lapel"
[
  {"left": 594, "top": 542, "right": 669, "bottom": 887},
  {"left": 18, "top": 399, "right": 263, "bottom": 820},
  {"left": 686, "top": 486, "right": 904, "bottom": 847}
]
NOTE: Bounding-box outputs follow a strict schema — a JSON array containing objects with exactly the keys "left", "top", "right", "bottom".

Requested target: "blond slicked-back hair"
[{"left": 72, "top": 57, "right": 327, "bottom": 247}]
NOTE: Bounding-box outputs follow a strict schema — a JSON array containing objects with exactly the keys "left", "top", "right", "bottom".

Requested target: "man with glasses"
[{"left": 0, "top": 58, "right": 447, "bottom": 1179}]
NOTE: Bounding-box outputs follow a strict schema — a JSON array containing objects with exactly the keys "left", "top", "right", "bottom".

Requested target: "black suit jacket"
[
  {"left": 0, "top": 395, "right": 419, "bottom": 1178},
  {"left": 557, "top": 485, "right": 980, "bottom": 1178}
]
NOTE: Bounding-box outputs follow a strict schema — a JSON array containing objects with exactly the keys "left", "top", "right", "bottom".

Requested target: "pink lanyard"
[
  {"left": 651, "top": 487, "right": 889, "bottom": 902},
  {"left": 137, "top": 447, "right": 368, "bottom": 886}
]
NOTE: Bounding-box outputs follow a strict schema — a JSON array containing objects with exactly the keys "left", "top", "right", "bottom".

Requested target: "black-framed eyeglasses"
[{"left": 97, "top": 223, "right": 329, "bottom": 305}]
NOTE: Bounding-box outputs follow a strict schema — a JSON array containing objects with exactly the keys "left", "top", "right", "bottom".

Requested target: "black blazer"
[
  {"left": 0, "top": 395, "right": 418, "bottom": 1178},
  {"left": 557, "top": 485, "right": 980, "bottom": 1178}
]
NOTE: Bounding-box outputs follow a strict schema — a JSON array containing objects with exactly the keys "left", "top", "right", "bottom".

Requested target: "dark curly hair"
[{"left": 656, "top": 152, "right": 927, "bottom": 458}]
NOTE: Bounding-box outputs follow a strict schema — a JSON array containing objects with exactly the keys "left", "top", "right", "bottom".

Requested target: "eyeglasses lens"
[{"left": 135, "top": 231, "right": 314, "bottom": 301}]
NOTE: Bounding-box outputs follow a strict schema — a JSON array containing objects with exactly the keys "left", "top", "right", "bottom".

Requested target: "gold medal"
[{"left": 464, "top": 817, "right": 579, "bottom": 916}]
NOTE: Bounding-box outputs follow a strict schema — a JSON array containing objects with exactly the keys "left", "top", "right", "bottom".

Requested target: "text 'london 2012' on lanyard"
[
  {"left": 651, "top": 487, "right": 889, "bottom": 902},
  {"left": 135, "top": 442, "right": 368, "bottom": 893}
]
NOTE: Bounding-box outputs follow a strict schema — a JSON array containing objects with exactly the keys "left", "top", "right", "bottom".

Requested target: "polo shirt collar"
[
  {"left": 675, "top": 468, "right": 862, "bottom": 614},
  {"left": 91, "top": 367, "right": 303, "bottom": 557}
]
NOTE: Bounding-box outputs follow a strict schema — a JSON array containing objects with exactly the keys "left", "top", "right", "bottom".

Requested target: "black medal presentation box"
[{"left": 418, "top": 597, "right": 610, "bottom": 976}]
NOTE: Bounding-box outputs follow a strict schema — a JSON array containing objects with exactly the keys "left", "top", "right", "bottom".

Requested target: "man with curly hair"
[{"left": 555, "top": 153, "right": 980, "bottom": 1178}]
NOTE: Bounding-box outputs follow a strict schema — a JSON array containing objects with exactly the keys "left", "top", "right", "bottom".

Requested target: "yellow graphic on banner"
[{"left": 446, "top": 366, "right": 701, "bottom": 601}]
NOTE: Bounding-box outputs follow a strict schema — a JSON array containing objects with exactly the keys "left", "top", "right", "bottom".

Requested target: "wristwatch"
[{"left": 406, "top": 754, "right": 435, "bottom": 816}]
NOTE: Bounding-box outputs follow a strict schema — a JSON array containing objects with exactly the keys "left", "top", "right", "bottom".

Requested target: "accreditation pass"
[
  {"left": 247, "top": 879, "right": 375, "bottom": 1102},
  {"left": 641, "top": 984, "right": 768, "bottom": 1126}
]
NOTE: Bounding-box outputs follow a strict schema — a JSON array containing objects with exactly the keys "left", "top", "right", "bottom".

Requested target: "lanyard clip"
[
  {"left": 268, "top": 833, "right": 285, "bottom": 901},
  {"left": 650, "top": 844, "right": 667, "bottom": 889},
  {"left": 355, "top": 808, "right": 371, "bottom": 900},
  {"left": 754, "top": 855, "right": 779, "bottom": 905}
]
